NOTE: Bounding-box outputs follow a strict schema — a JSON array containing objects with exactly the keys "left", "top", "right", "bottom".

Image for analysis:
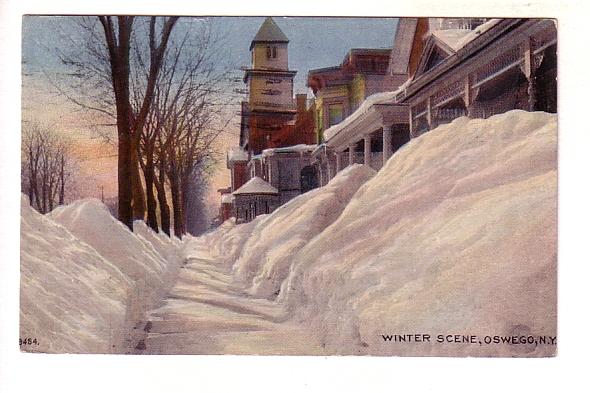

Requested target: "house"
[
  {"left": 313, "top": 18, "right": 557, "bottom": 184},
  {"left": 307, "top": 21, "right": 416, "bottom": 184},
  {"left": 307, "top": 47, "right": 407, "bottom": 145},
  {"left": 399, "top": 18, "right": 557, "bottom": 136},
  {"left": 233, "top": 177, "right": 280, "bottom": 224}
]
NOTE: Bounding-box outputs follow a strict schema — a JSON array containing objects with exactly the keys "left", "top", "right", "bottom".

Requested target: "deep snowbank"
[
  {"left": 279, "top": 110, "right": 557, "bottom": 356},
  {"left": 20, "top": 197, "right": 182, "bottom": 353},
  {"left": 200, "top": 164, "right": 376, "bottom": 300},
  {"left": 198, "top": 215, "right": 264, "bottom": 267},
  {"left": 234, "top": 164, "right": 376, "bottom": 299}
]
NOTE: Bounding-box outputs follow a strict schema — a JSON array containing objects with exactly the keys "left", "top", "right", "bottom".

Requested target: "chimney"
[{"left": 296, "top": 94, "right": 307, "bottom": 114}]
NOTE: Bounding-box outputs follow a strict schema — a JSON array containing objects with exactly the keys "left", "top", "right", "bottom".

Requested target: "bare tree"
[
  {"left": 45, "top": 16, "right": 235, "bottom": 235},
  {"left": 21, "top": 121, "right": 77, "bottom": 213},
  {"left": 50, "top": 16, "right": 178, "bottom": 230},
  {"left": 138, "top": 20, "right": 235, "bottom": 238},
  {"left": 97, "top": 16, "right": 179, "bottom": 230}
]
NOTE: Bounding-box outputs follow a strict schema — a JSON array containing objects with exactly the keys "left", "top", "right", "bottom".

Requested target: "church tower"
[{"left": 243, "top": 17, "right": 297, "bottom": 154}]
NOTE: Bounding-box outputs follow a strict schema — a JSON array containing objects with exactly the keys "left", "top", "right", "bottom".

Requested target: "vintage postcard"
[{"left": 19, "top": 15, "right": 557, "bottom": 357}]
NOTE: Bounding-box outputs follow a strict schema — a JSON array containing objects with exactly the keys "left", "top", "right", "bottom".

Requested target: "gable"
[
  {"left": 413, "top": 36, "right": 455, "bottom": 78},
  {"left": 424, "top": 47, "right": 447, "bottom": 72}
]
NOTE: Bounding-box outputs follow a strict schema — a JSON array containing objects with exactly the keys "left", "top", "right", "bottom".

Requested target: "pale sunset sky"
[{"left": 21, "top": 16, "right": 398, "bottom": 218}]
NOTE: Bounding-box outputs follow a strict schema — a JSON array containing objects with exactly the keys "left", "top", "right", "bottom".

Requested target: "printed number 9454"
[{"left": 19, "top": 338, "right": 39, "bottom": 346}]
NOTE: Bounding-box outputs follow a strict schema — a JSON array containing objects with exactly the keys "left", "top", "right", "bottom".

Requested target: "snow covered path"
[{"left": 133, "top": 238, "right": 328, "bottom": 355}]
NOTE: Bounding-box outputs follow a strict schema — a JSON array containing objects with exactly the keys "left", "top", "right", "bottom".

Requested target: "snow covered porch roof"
[
  {"left": 233, "top": 177, "right": 278, "bottom": 196},
  {"left": 323, "top": 90, "right": 409, "bottom": 150},
  {"left": 261, "top": 144, "right": 317, "bottom": 158}
]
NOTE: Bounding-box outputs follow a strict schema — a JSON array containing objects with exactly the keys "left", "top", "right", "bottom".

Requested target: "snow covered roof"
[
  {"left": 428, "top": 19, "right": 502, "bottom": 54},
  {"left": 261, "top": 144, "right": 317, "bottom": 158},
  {"left": 431, "top": 29, "right": 472, "bottom": 52},
  {"left": 420, "top": 19, "right": 502, "bottom": 57},
  {"left": 452, "top": 19, "right": 502, "bottom": 50},
  {"left": 221, "top": 194, "right": 235, "bottom": 204},
  {"left": 323, "top": 80, "right": 410, "bottom": 142},
  {"left": 233, "top": 176, "right": 278, "bottom": 195},
  {"left": 227, "top": 147, "right": 249, "bottom": 163}
]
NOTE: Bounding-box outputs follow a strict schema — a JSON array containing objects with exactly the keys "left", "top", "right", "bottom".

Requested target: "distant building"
[
  {"left": 307, "top": 47, "right": 407, "bottom": 144},
  {"left": 233, "top": 177, "right": 280, "bottom": 223},
  {"left": 220, "top": 17, "right": 318, "bottom": 223},
  {"left": 241, "top": 17, "right": 316, "bottom": 155}
]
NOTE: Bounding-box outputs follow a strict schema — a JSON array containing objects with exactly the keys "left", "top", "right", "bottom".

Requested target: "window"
[
  {"left": 328, "top": 104, "right": 344, "bottom": 126},
  {"left": 267, "top": 46, "right": 277, "bottom": 59}
]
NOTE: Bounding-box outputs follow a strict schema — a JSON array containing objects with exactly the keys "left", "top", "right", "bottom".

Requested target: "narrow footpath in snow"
[{"left": 131, "top": 238, "right": 329, "bottom": 355}]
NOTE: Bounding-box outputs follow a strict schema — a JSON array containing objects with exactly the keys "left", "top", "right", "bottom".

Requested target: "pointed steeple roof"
[{"left": 250, "top": 17, "right": 289, "bottom": 50}]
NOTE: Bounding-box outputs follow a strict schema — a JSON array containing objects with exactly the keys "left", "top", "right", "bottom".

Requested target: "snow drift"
[
  {"left": 20, "top": 197, "right": 182, "bottom": 353},
  {"left": 279, "top": 110, "right": 557, "bottom": 356},
  {"left": 200, "top": 164, "right": 376, "bottom": 300},
  {"left": 197, "top": 110, "right": 556, "bottom": 356},
  {"left": 233, "top": 164, "right": 375, "bottom": 299}
]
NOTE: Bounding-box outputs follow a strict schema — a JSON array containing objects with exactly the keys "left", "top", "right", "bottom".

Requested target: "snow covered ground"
[
  {"left": 165, "top": 110, "right": 556, "bottom": 356},
  {"left": 20, "top": 198, "right": 182, "bottom": 353},
  {"left": 278, "top": 110, "right": 557, "bottom": 356},
  {"left": 20, "top": 110, "right": 557, "bottom": 356}
]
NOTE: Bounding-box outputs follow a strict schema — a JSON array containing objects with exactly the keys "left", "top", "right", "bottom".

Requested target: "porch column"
[
  {"left": 523, "top": 36, "right": 537, "bottom": 111},
  {"left": 464, "top": 75, "right": 471, "bottom": 116},
  {"left": 383, "top": 126, "right": 392, "bottom": 165},
  {"left": 326, "top": 149, "right": 333, "bottom": 181},
  {"left": 409, "top": 105, "right": 415, "bottom": 138},
  {"left": 426, "top": 96, "right": 433, "bottom": 130},
  {"left": 364, "top": 135, "right": 371, "bottom": 166},
  {"left": 348, "top": 143, "right": 355, "bottom": 166},
  {"left": 335, "top": 151, "right": 342, "bottom": 173}
]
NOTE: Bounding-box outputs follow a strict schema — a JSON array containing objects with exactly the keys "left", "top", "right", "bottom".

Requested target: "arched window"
[{"left": 266, "top": 45, "right": 272, "bottom": 59}]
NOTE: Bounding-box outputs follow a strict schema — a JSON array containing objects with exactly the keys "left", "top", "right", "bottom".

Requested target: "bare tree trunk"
[
  {"left": 117, "top": 132, "right": 133, "bottom": 229},
  {"left": 144, "top": 153, "right": 159, "bottom": 232},
  {"left": 48, "top": 184, "right": 54, "bottom": 211},
  {"left": 28, "top": 151, "right": 40, "bottom": 209},
  {"left": 41, "top": 160, "right": 48, "bottom": 214},
  {"left": 59, "top": 155, "right": 65, "bottom": 205},
  {"left": 155, "top": 157, "right": 171, "bottom": 236},
  {"left": 168, "top": 164, "right": 183, "bottom": 239},
  {"left": 131, "top": 139, "right": 146, "bottom": 220},
  {"left": 180, "top": 173, "right": 192, "bottom": 235},
  {"left": 27, "top": 178, "right": 34, "bottom": 207},
  {"left": 100, "top": 16, "right": 134, "bottom": 230}
]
